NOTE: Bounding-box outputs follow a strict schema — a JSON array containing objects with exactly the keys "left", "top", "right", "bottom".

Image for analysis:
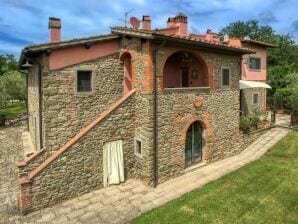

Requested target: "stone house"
[{"left": 18, "top": 13, "right": 272, "bottom": 213}]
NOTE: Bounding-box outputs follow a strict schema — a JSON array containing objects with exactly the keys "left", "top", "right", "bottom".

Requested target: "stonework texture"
[
  {"left": 22, "top": 93, "right": 136, "bottom": 213},
  {"left": 42, "top": 53, "right": 124, "bottom": 152},
  {"left": 241, "top": 88, "right": 266, "bottom": 115},
  {"left": 20, "top": 38, "right": 266, "bottom": 213}
]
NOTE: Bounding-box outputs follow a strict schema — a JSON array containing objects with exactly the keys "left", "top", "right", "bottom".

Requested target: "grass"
[
  {"left": 133, "top": 132, "right": 298, "bottom": 224},
  {"left": 0, "top": 101, "right": 26, "bottom": 124}
]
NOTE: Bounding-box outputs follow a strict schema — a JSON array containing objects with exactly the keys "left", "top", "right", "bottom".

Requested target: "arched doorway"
[
  {"left": 185, "top": 121, "right": 203, "bottom": 167},
  {"left": 122, "top": 53, "right": 132, "bottom": 94}
]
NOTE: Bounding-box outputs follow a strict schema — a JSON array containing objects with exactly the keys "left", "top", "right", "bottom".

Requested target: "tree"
[
  {"left": 0, "top": 54, "right": 18, "bottom": 76},
  {"left": 0, "top": 54, "right": 25, "bottom": 107}
]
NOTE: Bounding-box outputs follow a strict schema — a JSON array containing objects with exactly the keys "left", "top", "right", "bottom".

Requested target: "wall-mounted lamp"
[{"left": 21, "top": 60, "right": 34, "bottom": 69}]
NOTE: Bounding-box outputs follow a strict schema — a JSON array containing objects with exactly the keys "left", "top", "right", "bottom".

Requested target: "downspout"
[
  {"left": 37, "top": 62, "right": 43, "bottom": 149},
  {"left": 152, "top": 40, "right": 167, "bottom": 188}
]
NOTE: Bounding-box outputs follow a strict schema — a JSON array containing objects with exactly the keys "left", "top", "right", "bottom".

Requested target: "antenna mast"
[{"left": 124, "top": 9, "right": 134, "bottom": 27}]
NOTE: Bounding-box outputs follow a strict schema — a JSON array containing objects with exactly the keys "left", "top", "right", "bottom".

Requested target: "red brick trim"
[
  {"left": 22, "top": 90, "right": 136, "bottom": 184},
  {"left": 16, "top": 147, "right": 47, "bottom": 167},
  {"left": 179, "top": 116, "right": 213, "bottom": 144}
]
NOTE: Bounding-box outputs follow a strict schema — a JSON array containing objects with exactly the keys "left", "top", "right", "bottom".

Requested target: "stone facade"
[
  {"left": 42, "top": 53, "right": 124, "bottom": 152},
  {"left": 20, "top": 37, "right": 267, "bottom": 213},
  {"left": 241, "top": 87, "right": 266, "bottom": 115},
  {"left": 21, "top": 93, "right": 136, "bottom": 213},
  {"left": 155, "top": 49, "right": 242, "bottom": 183}
]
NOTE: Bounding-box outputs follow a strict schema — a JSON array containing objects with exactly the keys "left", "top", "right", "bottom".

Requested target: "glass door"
[{"left": 185, "top": 121, "right": 203, "bottom": 168}]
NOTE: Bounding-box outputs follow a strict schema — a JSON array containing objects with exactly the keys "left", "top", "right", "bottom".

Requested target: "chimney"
[
  {"left": 48, "top": 17, "right": 61, "bottom": 43},
  {"left": 167, "top": 13, "right": 188, "bottom": 36},
  {"left": 142, "top": 15, "right": 151, "bottom": 30},
  {"left": 167, "top": 17, "right": 176, "bottom": 29}
]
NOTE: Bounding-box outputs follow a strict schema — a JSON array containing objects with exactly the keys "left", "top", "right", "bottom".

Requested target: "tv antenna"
[{"left": 118, "top": 9, "right": 135, "bottom": 27}]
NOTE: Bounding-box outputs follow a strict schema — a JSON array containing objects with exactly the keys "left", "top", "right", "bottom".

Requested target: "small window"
[
  {"left": 77, "top": 70, "right": 92, "bottom": 92},
  {"left": 221, "top": 67, "right": 230, "bottom": 88},
  {"left": 135, "top": 138, "right": 143, "bottom": 158},
  {"left": 249, "top": 58, "right": 261, "bottom": 70},
  {"left": 253, "top": 93, "right": 259, "bottom": 104}
]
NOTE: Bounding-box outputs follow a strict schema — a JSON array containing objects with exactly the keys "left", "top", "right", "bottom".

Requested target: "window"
[
  {"left": 77, "top": 70, "right": 92, "bottom": 92},
  {"left": 253, "top": 93, "right": 259, "bottom": 104},
  {"left": 221, "top": 67, "right": 230, "bottom": 88},
  {"left": 249, "top": 58, "right": 261, "bottom": 70},
  {"left": 134, "top": 138, "right": 143, "bottom": 158}
]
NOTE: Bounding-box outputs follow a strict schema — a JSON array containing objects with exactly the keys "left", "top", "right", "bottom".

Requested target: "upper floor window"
[
  {"left": 77, "top": 70, "right": 92, "bottom": 92},
  {"left": 249, "top": 57, "right": 261, "bottom": 70},
  {"left": 221, "top": 66, "right": 230, "bottom": 88}
]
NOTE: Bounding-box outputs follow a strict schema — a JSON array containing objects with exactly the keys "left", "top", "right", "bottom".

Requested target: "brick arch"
[
  {"left": 159, "top": 49, "right": 213, "bottom": 89},
  {"left": 119, "top": 51, "right": 134, "bottom": 94},
  {"left": 180, "top": 116, "right": 212, "bottom": 145},
  {"left": 119, "top": 50, "right": 134, "bottom": 62}
]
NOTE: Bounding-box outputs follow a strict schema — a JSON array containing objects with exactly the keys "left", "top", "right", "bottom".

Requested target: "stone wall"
[
  {"left": 42, "top": 53, "right": 124, "bottom": 152},
  {"left": 157, "top": 88, "right": 241, "bottom": 183},
  {"left": 155, "top": 49, "right": 242, "bottom": 184},
  {"left": 21, "top": 93, "right": 137, "bottom": 213},
  {"left": 241, "top": 88, "right": 266, "bottom": 115}
]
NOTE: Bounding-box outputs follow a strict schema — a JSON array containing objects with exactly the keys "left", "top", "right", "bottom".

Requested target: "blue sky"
[{"left": 1, "top": 0, "right": 297, "bottom": 57}]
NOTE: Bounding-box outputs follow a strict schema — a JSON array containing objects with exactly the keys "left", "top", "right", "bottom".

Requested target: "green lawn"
[
  {"left": 134, "top": 132, "right": 298, "bottom": 224},
  {"left": 0, "top": 101, "right": 26, "bottom": 124}
]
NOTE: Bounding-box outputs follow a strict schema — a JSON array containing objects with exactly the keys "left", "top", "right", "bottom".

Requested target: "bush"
[
  {"left": 249, "top": 115, "right": 260, "bottom": 127},
  {"left": 240, "top": 115, "right": 262, "bottom": 133},
  {"left": 240, "top": 116, "right": 252, "bottom": 133}
]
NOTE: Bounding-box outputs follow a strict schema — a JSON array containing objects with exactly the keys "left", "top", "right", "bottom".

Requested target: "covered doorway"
[{"left": 185, "top": 121, "right": 203, "bottom": 168}]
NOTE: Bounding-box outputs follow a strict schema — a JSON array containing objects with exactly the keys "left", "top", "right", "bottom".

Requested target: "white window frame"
[
  {"left": 221, "top": 66, "right": 231, "bottom": 89},
  {"left": 253, "top": 92, "right": 259, "bottom": 104},
  {"left": 134, "top": 137, "right": 143, "bottom": 158},
  {"left": 75, "top": 68, "right": 95, "bottom": 94}
]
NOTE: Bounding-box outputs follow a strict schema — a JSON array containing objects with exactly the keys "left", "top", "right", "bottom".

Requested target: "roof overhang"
[
  {"left": 19, "top": 34, "right": 120, "bottom": 69},
  {"left": 111, "top": 27, "right": 255, "bottom": 55},
  {"left": 241, "top": 39, "right": 276, "bottom": 48},
  {"left": 240, "top": 80, "right": 271, "bottom": 89}
]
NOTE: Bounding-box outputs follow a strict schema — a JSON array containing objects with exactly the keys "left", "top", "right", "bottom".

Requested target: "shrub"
[
  {"left": 240, "top": 116, "right": 252, "bottom": 133},
  {"left": 249, "top": 115, "right": 260, "bottom": 127}
]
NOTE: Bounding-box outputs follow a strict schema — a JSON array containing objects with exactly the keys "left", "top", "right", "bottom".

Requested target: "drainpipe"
[
  {"left": 152, "top": 40, "right": 167, "bottom": 188},
  {"left": 37, "top": 62, "right": 43, "bottom": 149}
]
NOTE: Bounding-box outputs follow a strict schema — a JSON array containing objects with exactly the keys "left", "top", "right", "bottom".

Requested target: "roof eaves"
[
  {"left": 23, "top": 34, "right": 120, "bottom": 54},
  {"left": 111, "top": 27, "right": 154, "bottom": 39},
  {"left": 153, "top": 34, "right": 254, "bottom": 54},
  {"left": 240, "top": 39, "right": 276, "bottom": 48}
]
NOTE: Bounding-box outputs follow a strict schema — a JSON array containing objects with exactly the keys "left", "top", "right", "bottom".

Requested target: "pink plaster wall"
[
  {"left": 241, "top": 44, "right": 267, "bottom": 81},
  {"left": 228, "top": 38, "right": 267, "bottom": 81},
  {"left": 49, "top": 39, "right": 120, "bottom": 70}
]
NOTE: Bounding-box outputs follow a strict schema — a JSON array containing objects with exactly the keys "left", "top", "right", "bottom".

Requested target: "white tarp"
[
  {"left": 240, "top": 80, "right": 271, "bottom": 89},
  {"left": 103, "top": 140, "right": 124, "bottom": 187}
]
